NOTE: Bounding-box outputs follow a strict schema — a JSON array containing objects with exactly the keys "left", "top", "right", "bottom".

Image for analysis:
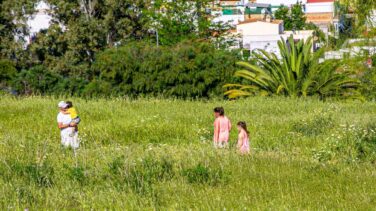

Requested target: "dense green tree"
[
  {"left": 151, "top": 0, "right": 230, "bottom": 45},
  {"left": 12, "top": 65, "right": 61, "bottom": 95},
  {"left": 29, "top": 0, "right": 228, "bottom": 77},
  {"left": 224, "top": 36, "right": 362, "bottom": 100},
  {"left": 91, "top": 41, "right": 239, "bottom": 98},
  {"left": 0, "top": 59, "right": 16, "bottom": 88},
  {"left": 28, "top": 0, "right": 154, "bottom": 76},
  {"left": 340, "top": 0, "right": 376, "bottom": 30},
  {"left": 274, "top": 6, "right": 290, "bottom": 29},
  {"left": 274, "top": 2, "right": 307, "bottom": 31},
  {"left": 0, "top": 0, "right": 37, "bottom": 66}
]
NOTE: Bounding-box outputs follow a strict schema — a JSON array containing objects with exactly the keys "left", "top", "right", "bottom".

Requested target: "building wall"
[
  {"left": 219, "top": 0, "right": 243, "bottom": 6},
  {"left": 305, "top": 2, "right": 334, "bottom": 13},
  {"left": 27, "top": 13, "right": 51, "bottom": 35},
  {"left": 240, "top": 30, "right": 313, "bottom": 57},
  {"left": 218, "top": 0, "right": 253, "bottom": 6},
  {"left": 256, "top": 0, "right": 307, "bottom": 6},
  {"left": 237, "top": 21, "right": 281, "bottom": 36},
  {"left": 243, "top": 35, "right": 281, "bottom": 55},
  {"left": 26, "top": 1, "right": 52, "bottom": 44},
  {"left": 212, "top": 13, "right": 245, "bottom": 25}
]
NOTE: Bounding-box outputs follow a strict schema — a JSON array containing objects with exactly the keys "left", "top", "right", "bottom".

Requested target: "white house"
[
  {"left": 305, "top": 0, "right": 334, "bottom": 13},
  {"left": 256, "top": 0, "right": 307, "bottom": 7},
  {"left": 236, "top": 18, "right": 314, "bottom": 57},
  {"left": 305, "top": 0, "right": 336, "bottom": 34},
  {"left": 26, "top": 1, "right": 52, "bottom": 43},
  {"left": 211, "top": 5, "right": 246, "bottom": 25}
]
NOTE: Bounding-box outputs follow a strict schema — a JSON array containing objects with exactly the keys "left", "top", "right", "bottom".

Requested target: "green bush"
[
  {"left": 109, "top": 156, "right": 175, "bottom": 195},
  {"left": 354, "top": 122, "right": 376, "bottom": 161},
  {"left": 360, "top": 55, "right": 376, "bottom": 101},
  {"left": 0, "top": 59, "right": 17, "bottom": 88},
  {"left": 12, "top": 65, "right": 62, "bottom": 95},
  {"left": 67, "top": 166, "right": 88, "bottom": 186},
  {"left": 292, "top": 110, "right": 335, "bottom": 136},
  {"left": 312, "top": 121, "right": 376, "bottom": 163},
  {"left": 225, "top": 36, "right": 361, "bottom": 100},
  {"left": 182, "top": 163, "right": 229, "bottom": 186},
  {"left": 92, "top": 40, "right": 239, "bottom": 98},
  {"left": 4, "top": 161, "right": 55, "bottom": 188}
]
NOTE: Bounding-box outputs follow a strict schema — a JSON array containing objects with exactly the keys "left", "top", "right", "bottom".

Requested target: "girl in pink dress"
[
  {"left": 237, "top": 121, "right": 250, "bottom": 154},
  {"left": 213, "top": 107, "right": 232, "bottom": 148}
]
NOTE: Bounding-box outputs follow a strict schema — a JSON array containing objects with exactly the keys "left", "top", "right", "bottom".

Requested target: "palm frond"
[{"left": 224, "top": 36, "right": 362, "bottom": 100}]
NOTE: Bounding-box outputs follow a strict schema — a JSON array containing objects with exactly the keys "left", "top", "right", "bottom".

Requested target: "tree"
[
  {"left": 274, "top": 5, "right": 290, "bottom": 29},
  {"left": 0, "top": 0, "right": 37, "bottom": 66},
  {"left": 0, "top": 59, "right": 16, "bottom": 88},
  {"left": 12, "top": 65, "right": 62, "bottom": 95},
  {"left": 91, "top": 40, "right": 239, "bottom": 98},
  {"left": 274, "top": 2, "right": 307, "bottom": 31},
  {"left": 150, "top": 0, "right": 230, "bottom": 46},
  {"left": 28, "top": 0, "right": 231, "bottom": 79},
  {"left": 33, "top": 0, "right": 153, "bottom": 76},
  {"left": 340, "top": 0, "right": 376, "bottom": 31},
  {"left": 291, "top": 2, "right": 306, "bottom": 30},
  {"left": 224, "top": 36, "right": 362, "bottom": 100}
]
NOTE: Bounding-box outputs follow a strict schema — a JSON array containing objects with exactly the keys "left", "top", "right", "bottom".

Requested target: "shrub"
[
  {"left": 24, "top": 163, "right": 54, "bottom": 187},
  {"left": 292, "top": 109, "right": 335, "bottom": 136},
  {"left": 312, "top": 122, "right": 376, "bottom": 163},
  {"left": 182, "top": 163, "right": 229, "bottom": 186},
  {"left": 0, "top": 59, "right": 17, "bottom": 88},
  {"left": 92, "top": 40, "right": 239, "bottom": 98},
  {"left": 4, "top": 161, "right": 55, "bottom": 188},
  {"left": 16, "top": 187, "right": 35, "bottom": 205},
  {"left": 67, "top": 166, "right": 88, "bottom": 186},
  {"left": 81, "top": 80, "right": 112, "bottom": 98},
  {"left": 224, "top": 36, "right": 362, "bottom": 100},
  {"left": 12, "top": 65, "right": 62, "bottom": 95},
  {"left": 354, "top": 122, "right": 376, "bottom": 161},
  {"left": 109, "top": 156, "right": 175, "bottom": 195},
  {"left": 360, "top": 55, "right": 376, "bottom": 101}
]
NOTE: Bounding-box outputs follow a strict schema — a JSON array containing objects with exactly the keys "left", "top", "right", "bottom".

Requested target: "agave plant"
[{"left": 224, "top": 35, "right": 362, "bottom": 100}]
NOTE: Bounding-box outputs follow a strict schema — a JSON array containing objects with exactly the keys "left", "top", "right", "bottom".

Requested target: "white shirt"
[{"left": 57, "top": 112, "right": 73, "bottom": 135}]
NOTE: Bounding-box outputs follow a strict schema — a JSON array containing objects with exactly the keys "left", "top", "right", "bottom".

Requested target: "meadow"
[{"left": 0, "top": 95, "right": 376, "bottom": 210}]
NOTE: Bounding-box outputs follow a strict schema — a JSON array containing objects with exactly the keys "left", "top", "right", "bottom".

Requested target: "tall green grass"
[{"left": 0, "top": 95, "right": 375, "bottom": 209}]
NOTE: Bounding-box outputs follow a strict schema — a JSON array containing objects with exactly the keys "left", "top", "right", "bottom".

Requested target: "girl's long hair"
[{"left": 237, "top": 121, "right": 249, "bottom": 135}]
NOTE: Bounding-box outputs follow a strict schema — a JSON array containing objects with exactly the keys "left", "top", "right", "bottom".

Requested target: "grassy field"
[{"left": 0, "top": 95, "right": 376, "bottom": 210}]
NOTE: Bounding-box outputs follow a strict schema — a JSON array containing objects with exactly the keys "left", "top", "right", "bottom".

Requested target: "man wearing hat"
[{"left": 57, "top": 101, "right": 79, "bottom": 149}]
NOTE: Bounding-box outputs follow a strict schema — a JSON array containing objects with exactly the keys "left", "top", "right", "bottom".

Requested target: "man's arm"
[{"left": 58, "top": 122, "right": 70, "bottom": 129}]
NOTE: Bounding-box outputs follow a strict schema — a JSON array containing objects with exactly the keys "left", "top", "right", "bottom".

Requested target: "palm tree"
[{"left": 224, "top": 36, "right": 362, "bottom": 100}]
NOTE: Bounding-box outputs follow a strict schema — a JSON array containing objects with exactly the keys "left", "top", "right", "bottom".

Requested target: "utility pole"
[{"left": 156, "top": 29, "right": 159, "bottom": 47}]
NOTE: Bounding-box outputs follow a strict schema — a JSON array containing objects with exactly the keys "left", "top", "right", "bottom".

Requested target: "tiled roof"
[
  {"left": 307, "top": 0, "right": 334, "bottom": 3},
  {"left": 238, "top": 18, "right": 283, "bottom": 25}
]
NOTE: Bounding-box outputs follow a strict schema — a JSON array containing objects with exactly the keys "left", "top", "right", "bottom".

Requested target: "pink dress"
[
  {"left": 240, "top": 132, "right": 250, "bottom": 154},
  {"left": 214, "top": 116, "right": 231, "bottom": 143}
]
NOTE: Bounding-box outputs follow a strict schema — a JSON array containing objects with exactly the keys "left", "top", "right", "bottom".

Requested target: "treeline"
[
  {"left": 0, "top": 0, "right": 238, "bottom": 98},
  {"left": 1, "top": 0, "right": 375, "bottom": 99},
  {"left": 4, "top": 41, "right": 239, "bottom": 98}
]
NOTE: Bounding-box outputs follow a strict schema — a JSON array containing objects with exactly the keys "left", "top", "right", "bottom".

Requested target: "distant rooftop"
[
  {"left": 307, "top": 0, "right": 334, "bottom": 3},
  {"left": 238, "top": 18, "right": 283, "bottom": 25}
]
